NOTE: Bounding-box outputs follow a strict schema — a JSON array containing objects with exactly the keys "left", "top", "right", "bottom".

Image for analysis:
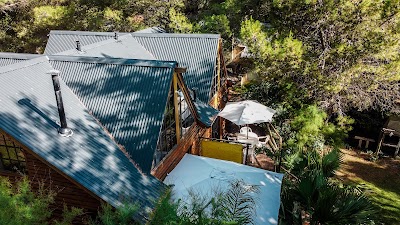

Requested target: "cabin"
[
  {"left": 0, "top": 56, "right": 168, "bottom": 223},
  {"left": 43, "top": 30, "right": 228, "bottom": 178},
  {"left": 0, "top": 29, "right": 227, "bottom": 222}
]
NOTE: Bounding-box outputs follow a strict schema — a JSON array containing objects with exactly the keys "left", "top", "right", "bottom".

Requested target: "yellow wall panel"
[{"left": 201, "top": 140, "right": 243, "bottom": 163}]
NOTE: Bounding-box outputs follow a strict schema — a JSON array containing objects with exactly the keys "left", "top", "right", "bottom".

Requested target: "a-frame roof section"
[
  {"left": 44, "top": 30, "right": 129, "bottom": 55},
  {"left": 0, "top": 52, "right": 41, "bottom": 67},
  {"left": 0, "top": 56, "right": 166, "bottom": 220},
  {"left": 47, "top": 55, "right": 177, "bottom": 173},
  {"left": 45, "top": 31, "right": 221, "bottom": 102},
  {"left": 55, "top": 34, "right": 155, "bottom": 60},
  {"left": 130, "top": 33, "right": 220, "bottom": 103}
]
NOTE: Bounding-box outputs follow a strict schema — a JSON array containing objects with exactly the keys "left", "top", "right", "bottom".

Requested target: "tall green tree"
[{"left": 239, "top": 1, "right": 400, "bottom": 114}]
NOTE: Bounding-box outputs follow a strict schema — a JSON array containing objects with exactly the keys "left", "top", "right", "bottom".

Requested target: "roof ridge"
[
  {"left": 0, "top": 56, "right": 50, "bottom": 74},
  {"left": 48, "top": 55, "right": 177, "bottom": 68},
  {"left": 54, "top": 34, "right": 157, "bottom": 60},
  {"left": 50, "top": 30, "right": 129, "bottom": 36},
  {"left": 0, "top": 52, "right": 42, "bottom": 59},
  {"left": 130, "top": 33, "right": 221, "bottom": 39}
]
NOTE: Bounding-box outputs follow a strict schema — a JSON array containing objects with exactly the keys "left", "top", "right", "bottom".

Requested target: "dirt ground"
[{"left": 337, "top": 149, "right": 400, "bottom": 224}]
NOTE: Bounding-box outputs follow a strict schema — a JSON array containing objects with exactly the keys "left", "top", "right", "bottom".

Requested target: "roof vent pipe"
[
  {"left": 76, "top": 40, "right": 81, "bottom": 51},
  {"left": 114, "top": 32, "right": 119, "bottom": 40},
  {"left": 50, "top": 70, "right": 73, "bottom": 137}
]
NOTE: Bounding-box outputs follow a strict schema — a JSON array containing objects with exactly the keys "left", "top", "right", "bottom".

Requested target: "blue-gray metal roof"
[
  {"left": 0, "top": 56, "right": 166, "bottom": 221},
  {"left": 47, "top": 55, "right": 176, "bottom": 173},
  {"left": 0, "top": 53, "right": 41, "bottom": 67},
  {"left": 44, "top": 30, "right": 128, "bottom": 55},
  {"left": 45, "top": 31, "right": 221, "bottom": 102},
  {"left": 56, "top": 34, "right": 155, "bottom": 60},
  {"left": 193, "top": 100, "right": 219, "bottom": 127},
  {"left": 130, "top": 33, "right": 220, "bottom": 103}
]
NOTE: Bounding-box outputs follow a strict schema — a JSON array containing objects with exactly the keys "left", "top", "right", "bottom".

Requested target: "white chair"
[
  {"left": 227, "top": 136, "right": 237, "bottom": 141},
  {"left": 256, "top": 135, "right": 270, "bottom": 148},
  {"left": 240, "top": 127, "right": 252, "bottom": 134}
]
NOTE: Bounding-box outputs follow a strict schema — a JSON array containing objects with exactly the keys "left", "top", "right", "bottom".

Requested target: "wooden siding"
[
  {"left": 152, "top": 88, "right": 226, "bottom": 180},
  {"left": 152, "top": 42, "right": 229, "bottom": 180},
  {"left": 152, "top": 124, "right": 206, "bottom": 180},
  {"left": 0, "top": 129, "right": 101, "bottom": 223}
]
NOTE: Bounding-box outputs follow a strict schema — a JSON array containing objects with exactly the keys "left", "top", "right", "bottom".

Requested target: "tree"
[
  {"left": 0, "top": 176, "right": 82, "bottom": 225},
  {"left": 239, "top": 1, "right": 400, "bottom": 114}
]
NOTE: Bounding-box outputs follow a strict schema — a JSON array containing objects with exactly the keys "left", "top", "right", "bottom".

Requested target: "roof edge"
[
  {"left": 131, "top": 33, "right": 221, "bottom": 39},
  {"left": 49, "top": 30, "right": 129, "bottom": 36},
  {"left": 48, "top": 55, "right": 178, "bottom": 68},
  {"left": 0, "top": 56, "right": 49, "bottom": 74},
  {"left": 0, "top": 52, "right": 42, "bottom": 60}
]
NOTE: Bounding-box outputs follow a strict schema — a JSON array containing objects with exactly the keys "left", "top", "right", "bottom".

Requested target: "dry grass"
[{"left": 337, "top": 149, "right": 400, "bottom": 225}]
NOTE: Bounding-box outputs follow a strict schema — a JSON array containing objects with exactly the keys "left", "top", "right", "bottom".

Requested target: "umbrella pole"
[{"left": 245, "top": 144, "right": 249, "bottom": 165}]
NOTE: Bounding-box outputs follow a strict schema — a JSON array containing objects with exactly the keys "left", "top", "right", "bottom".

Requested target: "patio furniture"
[
  {"left": 257, "top": 135, "right": 270, "bottom": 148},
  {"left": 240, "top": 126, "right": 253, "bottom": 134},
  {"left": 376, "top": 116, "right": 400, "bottom": 156},
  {"left": 354, "top": 136, "right": 375, "bottom": 149}
]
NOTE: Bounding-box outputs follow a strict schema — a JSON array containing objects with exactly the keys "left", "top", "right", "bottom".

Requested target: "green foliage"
[
  {"left": 0, "top": 176, "right": 82, "bottom": 225},
  {"left": 149, "top": 180, "right": 258, "bottom": 225},
  {"left": 54, "top": 205, "right": 84, "bottom": 225},
  {"left": 286, "top": 105, "right": 353, "bottom": 149},
  {"left": 194, "top": 14, "right": 232, "bottom": 38},
  {"left": 90, "top": 202, "right": 139, "bottom": 225},
  {"left": 239, "top": 1, "right": 400, "bottom": 114},
  {"left": 218, "top": 180, "right": 259, "bottom": 224},
  {"left": 281, "top": 148, "right": 376, "bottom": 224},
  {"left": 0, "top": 177, "right": 54, "bottom": 225},
  {"left": 169, "top": 8, "right": 193, "bottom": 33},
  {"left": 0, "top": 0, "right": 186, "bottom": 53}
]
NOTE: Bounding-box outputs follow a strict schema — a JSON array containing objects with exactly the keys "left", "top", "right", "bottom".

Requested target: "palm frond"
[{"left": 220, "top": 180, "right": 260, "bottom": 225}]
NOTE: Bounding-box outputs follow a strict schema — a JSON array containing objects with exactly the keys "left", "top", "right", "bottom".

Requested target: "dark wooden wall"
[
  {"left": 152, "top": 86, "right": 226, "bottom": 180},
  {"left": 0, "top": 129, "right": 101, "bottom": 224}
]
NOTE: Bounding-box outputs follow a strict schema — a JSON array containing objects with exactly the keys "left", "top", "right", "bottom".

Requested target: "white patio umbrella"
[
  {"left": 218, "top": 100, "right": 276, "bottom": 125},
  {"left": 164, "top": 154, "right": 284, "bottom": 225},
  {"left": 218, "top": 100, "right": 276, "bottom": 138}
]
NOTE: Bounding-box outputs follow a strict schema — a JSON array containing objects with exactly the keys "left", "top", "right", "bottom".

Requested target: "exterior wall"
[
  {"left": 152, "top": 40, "right": 228, "bottom": 180},
  {"left": 152, "top": 87, "right": 226, "bottom": 180},
  {"left": 0, "top": 130, "right": 101, "bottom": 223},
  {"left": 152, "top": 125, "right": 206, "bottom": 180}
]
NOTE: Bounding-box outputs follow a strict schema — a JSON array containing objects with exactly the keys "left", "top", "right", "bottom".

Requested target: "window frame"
[{"left": 0, "top": 134, "right": 26, "bottom": 174}]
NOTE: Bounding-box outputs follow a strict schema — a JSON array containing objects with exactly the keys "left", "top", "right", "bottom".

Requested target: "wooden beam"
[
  {"left": 173, "top": 73, "right": 181, "bottom": 144},
  {"left": 174, "top": 67, "right": 187, "bottom": 73},
  {"left": 217, "top": 39, "right": 222, "bottom": 95}
]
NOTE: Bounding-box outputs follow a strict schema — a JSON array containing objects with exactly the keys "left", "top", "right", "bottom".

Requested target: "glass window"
[
  {"left": 178, "top": 90, "right": 194, "bottom": 138},
  {"left": 0, "top": 134, "right": 26, "bottom": 173},
  {"left": 153, "top": 86, "right": 178, "bottom": 166}
]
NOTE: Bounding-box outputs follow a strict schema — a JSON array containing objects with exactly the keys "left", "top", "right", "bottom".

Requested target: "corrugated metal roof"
[
  {"left": 44, "top": 31, "right": 128, "bottom": 55},
  {"left": 0, "top": 53, "right": 41, "bottom": 67},
  {"left": 193, "top": 100, "right": 219, "bottom": 127},
  {"left": 56, "top": 34, "right": 155, "bottom": 60},
  {"left": 0, "top": 56, "right": 166, "bottom": 221},
  {"left": 131, "top": 33, "right": 220, "bottom": 103},
  {"left": 47, "top": 55, "right": 176, "bottom": 173},
  {"left": 45, "top": 31, "right": 220, "bottom": 102}
]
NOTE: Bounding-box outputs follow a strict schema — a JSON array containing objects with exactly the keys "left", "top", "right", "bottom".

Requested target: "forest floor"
[{"left": 337, "top": 149, "right": 400, "bottom": 225}]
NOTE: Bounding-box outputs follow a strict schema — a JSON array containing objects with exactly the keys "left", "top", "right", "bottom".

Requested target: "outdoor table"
[{"left": 236, "top": 132, "right": 259, "bottom": 164}]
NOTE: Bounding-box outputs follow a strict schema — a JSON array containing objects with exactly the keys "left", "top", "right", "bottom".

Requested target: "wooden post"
[
  {"left": 173, "top": 73, "right": 181, "bottom": 144},
  {"left": 217, "top": 39, "right": 222, "bottom": 94}
]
